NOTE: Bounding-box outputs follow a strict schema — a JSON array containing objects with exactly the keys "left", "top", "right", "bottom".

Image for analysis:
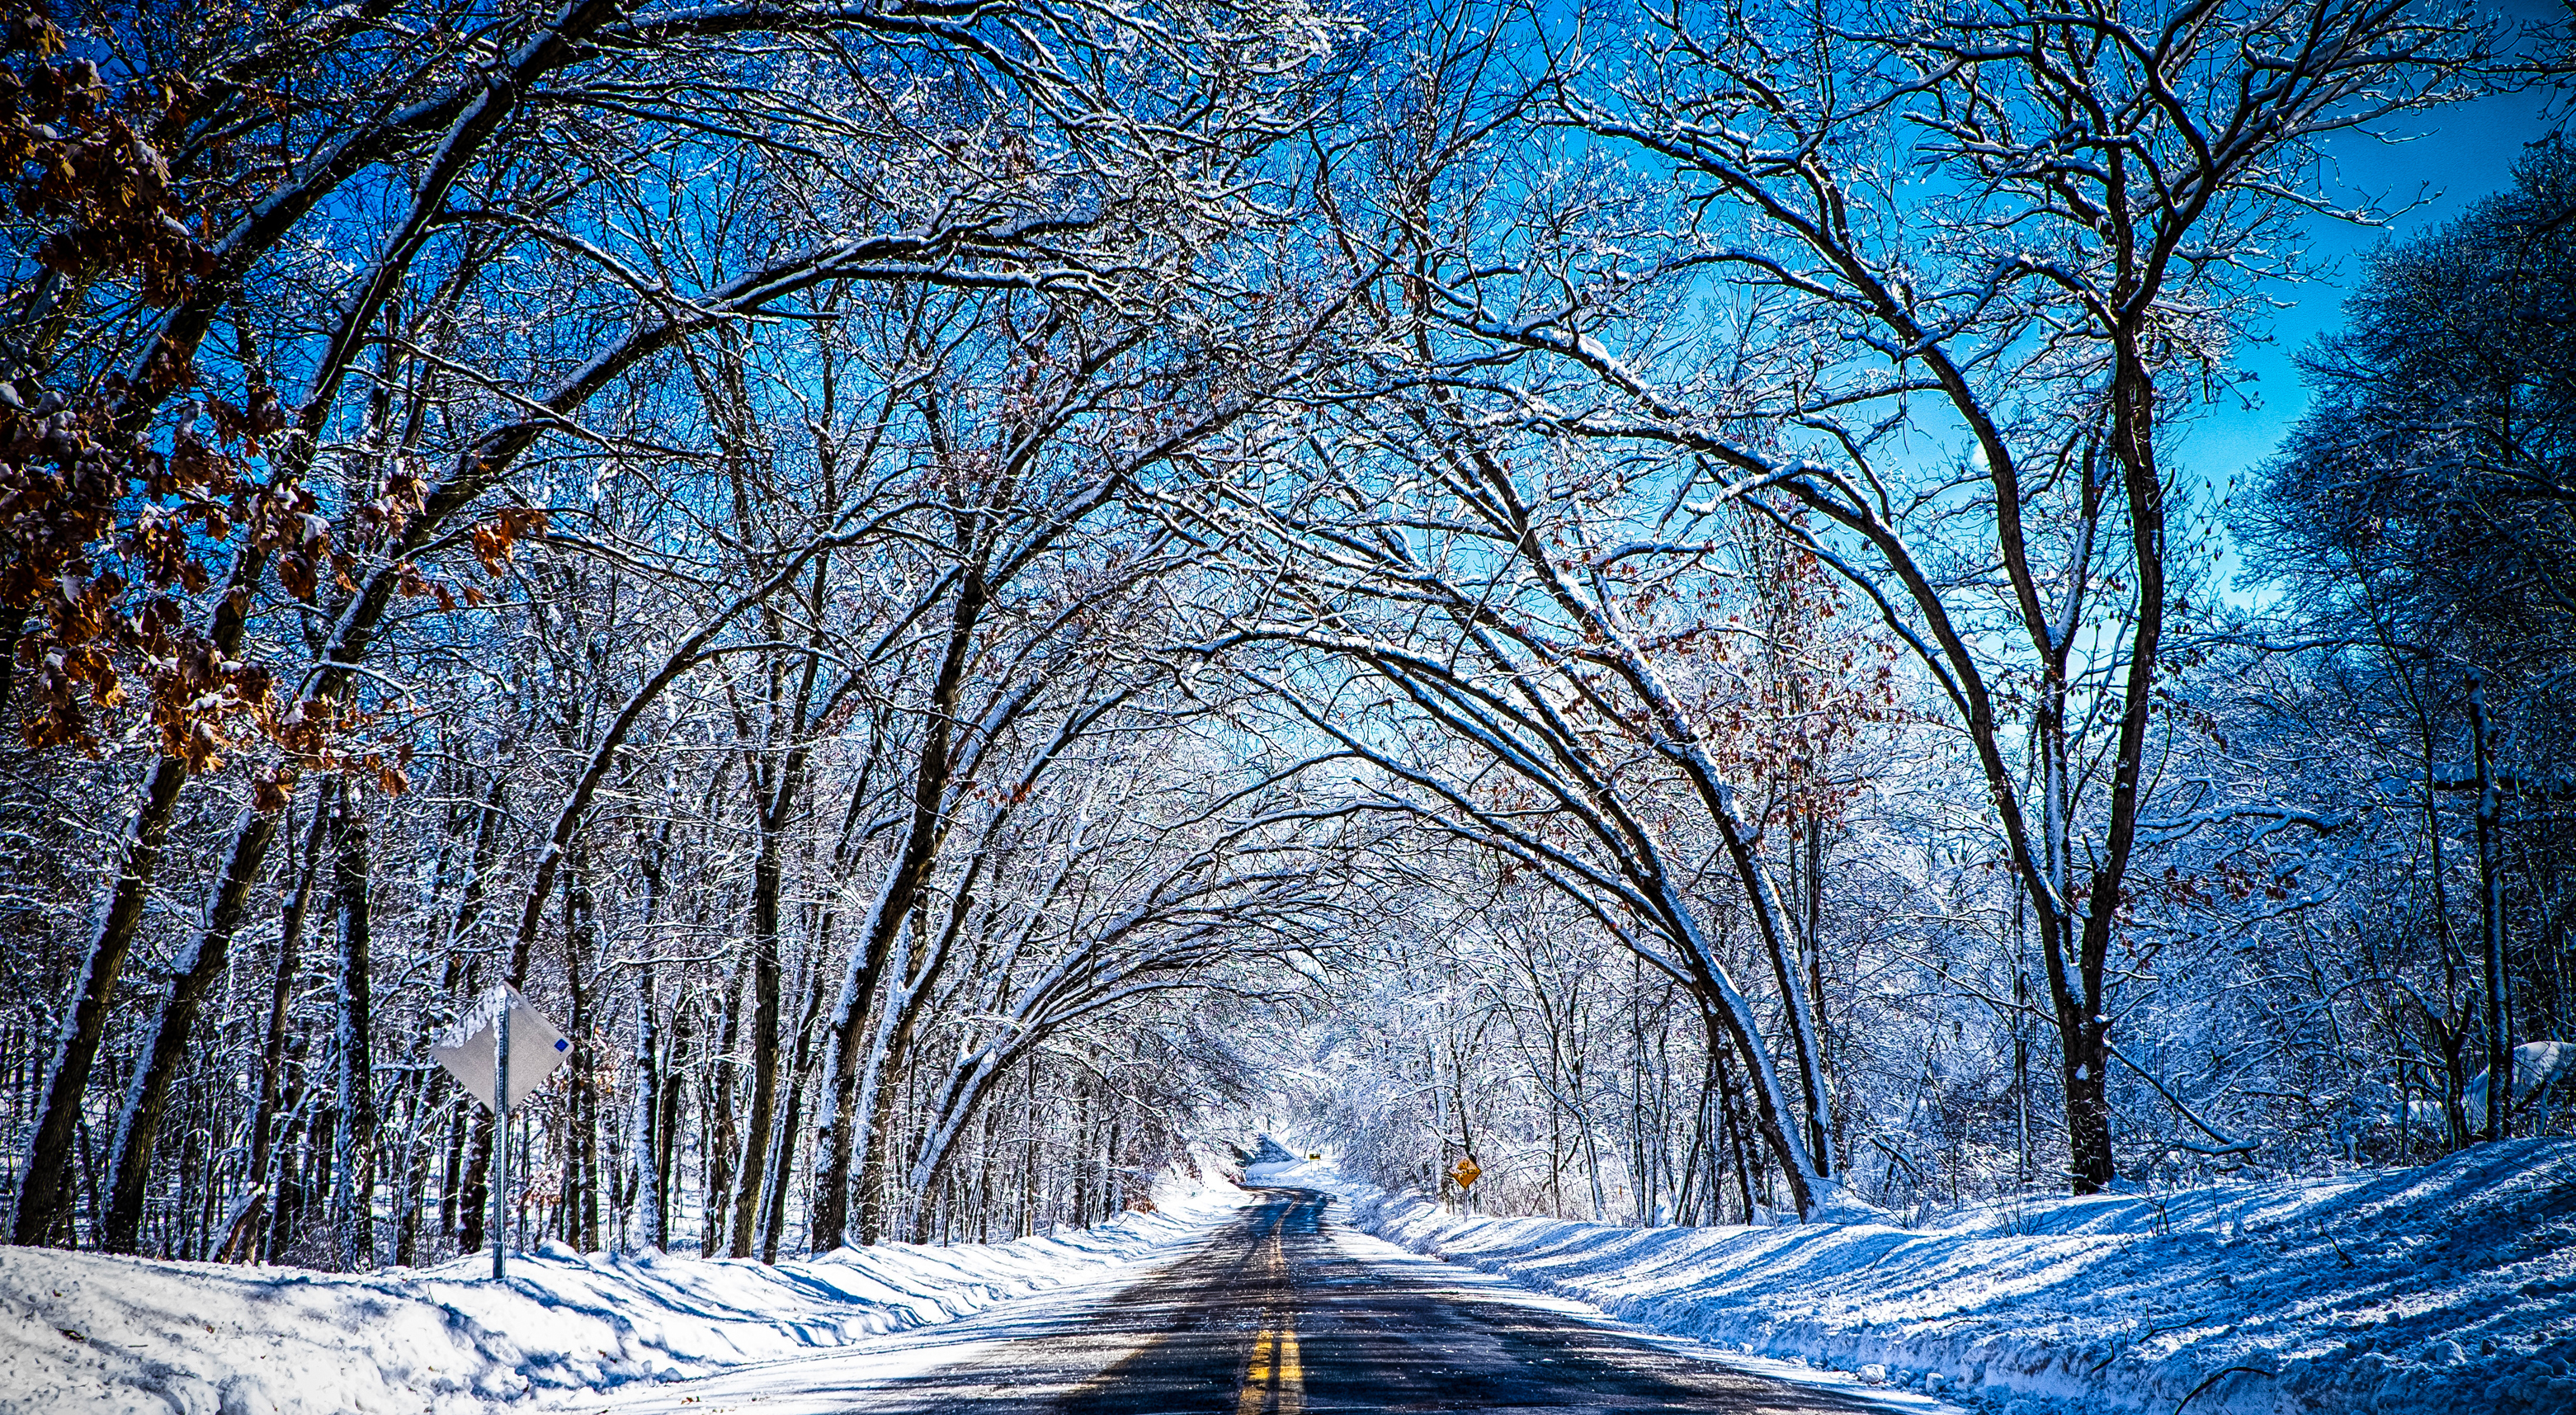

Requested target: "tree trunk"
[
  {"left": 657, "top": 1003, "right": 688, "bottom": 1251},
  {"left": 0, "top": 602, "right": 23, "bottom": 720},
  {"left": 12, "top": 756, "right": 191, "bottom": 1245},
  {"left": 566, "top": 850, "right": 602, "bottom": 1251},
  {"left": 234, "top": 798, "right": 329, "bottom": 1262},
  {"left": 761, "top": 946, "right": 828, "bottom": 1262},
  {"left": 2060, "top": 1017, "right": 2113, "bottom": 1194},
  {"left": 395, "top": 1078, "right": 431, "bottom": 1266},
  {"left": 760, "top": 1054, "right": 806, "bottom": 1263},
  {"left": 632, "top": 966, "right": 664, "bottom": 1252},
  {"left": 813, "top": 577, "right": 988, "bottom": 1253},
  {"left": 265, "top": 1078, "right": 312, "bottom": 1264},
  {"left": 333, "top": 785, "right": 379, "bottom": 1269},
  {"left": 704, "top": 973, "right": 743, "bottom": 1255},
  {"left": 2469, "top": 673, "right": 2510, "bottom": 1141},
  {"left": 729, "top": 809, "right": 786, "bottom": 1257},
  {"left": 854, "top": 1002, "right": 913, "bottom": 1248},
  {"left": 101, "top": 802, "right": 283, "bottom": 1252}
]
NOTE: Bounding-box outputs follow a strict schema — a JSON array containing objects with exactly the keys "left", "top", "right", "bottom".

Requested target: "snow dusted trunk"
[
  {"left": 222, "top": 797, "right": 330, "bottom": 1263},
  {"left": 813, "top": 577, "right": 984, "bottom": 1252},
  {"left": 11, "top": 757, "right": 189, "bottom": 1245},
  {"left": 656, "top": 1003, "right": 688, "bottom": 1249},
  {"left": 0, "top": 603, "right": 21, "bottom": 721},
  {"left": 1663, "top": 897, "right": 1821, "bottom": 1219},
  {"left": 856, "top": 904, "right": 957, "bottom": 1248},
  {"left": 630, "top": 967, "right": 664, "bottom": 1253},
  {"left": 813, "top": 865, "right": 905, "bottom": 1253},
  {"left": 728, "top": 767, "right": 795, "bottom": 1259},
  {"left": 854, "top": 1001, "right": 910, "bottom": 1248},
  {"left": 2059, "top": 344, "right": 2166, "bottom": 1197},
  {"left": 704, "top": 968, "right": 744, "bottom": 1256},
  {"left": 564, "top": 852, "right": 602, "bottom": 1252},
  {"left": 628, "top": 832, "right": 668, "bottom": 1254},
  {"left": 101, "top": 804, "right": 281, "bottom": 1253},
  {"left": 2469, "top": 672, "right": 2509, "bottom": 1142},
  {"left": 331, "top": 786, "right": 380, "bottom": 1269},
  {"left": 760, "top": 948, "right": 830, "bottom": 1264}
]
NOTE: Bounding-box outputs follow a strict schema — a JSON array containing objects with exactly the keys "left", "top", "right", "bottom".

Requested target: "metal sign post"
[
  {"left": 431, "top": 984, "right": 569, "bottom": 1281},
  {"left": 493, "top": 1000, "right": 511, "bottom": 1281}
]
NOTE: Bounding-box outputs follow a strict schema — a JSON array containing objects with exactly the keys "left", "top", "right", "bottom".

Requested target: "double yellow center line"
[
  {"left": 1238, "top": 1323, "right": 1303, "bottom": 1415},
  {"left": 1237, "top": 1207, "right": 1305, "bottom": 1415}
]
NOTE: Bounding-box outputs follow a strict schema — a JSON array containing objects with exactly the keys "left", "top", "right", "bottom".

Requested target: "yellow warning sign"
[{"left": 1448, "top": 1157, "right": 1482, "bottom": 1189}]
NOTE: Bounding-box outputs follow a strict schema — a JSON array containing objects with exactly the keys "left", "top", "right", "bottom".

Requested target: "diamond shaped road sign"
[{"left": 432, "top": 984, "right": 569, "bottom": 1112}]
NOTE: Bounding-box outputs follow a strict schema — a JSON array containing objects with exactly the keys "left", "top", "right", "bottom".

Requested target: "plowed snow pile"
[
  {"left": 1253, "top": 1139, "right": 2576, "bottom": 1415},
  {"left": 0, "top": 1186, "right": 1245, "bottom": 1415}
]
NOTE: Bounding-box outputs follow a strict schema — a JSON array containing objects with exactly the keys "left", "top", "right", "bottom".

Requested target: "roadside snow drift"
[
  {"left": 0, "top": 1188, "right": 1245, "bottom": 1415},
  {"left": 1253, "top": 1139, "right": 2576, "bottom": 1415}
]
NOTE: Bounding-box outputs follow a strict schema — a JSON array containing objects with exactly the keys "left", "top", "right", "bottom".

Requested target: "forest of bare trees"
[{"left": 0, "top": 0, "right": 2567, "bottom": 1271}]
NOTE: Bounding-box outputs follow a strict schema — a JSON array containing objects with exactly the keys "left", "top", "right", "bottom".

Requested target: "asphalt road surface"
[{"left": 761, "top": 1187, "right": 1888, "bottom": 1415}]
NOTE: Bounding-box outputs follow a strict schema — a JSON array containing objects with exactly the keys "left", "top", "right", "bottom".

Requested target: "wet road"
[{"left": 811, "top": 1189, "right": 1883, "bottom": 1415}]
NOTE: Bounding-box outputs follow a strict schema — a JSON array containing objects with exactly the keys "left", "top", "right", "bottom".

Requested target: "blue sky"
[{"left": 2178, "top": 0, "right": 2568, "bottom": 495}]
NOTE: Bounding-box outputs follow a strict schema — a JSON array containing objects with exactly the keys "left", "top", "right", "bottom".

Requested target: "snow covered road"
[{"left": 588, "top": 1188, "right": 1926, "bottom": 1415}]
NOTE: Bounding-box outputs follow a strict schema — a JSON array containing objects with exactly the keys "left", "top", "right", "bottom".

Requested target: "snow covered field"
[
  {"left": 0, "top": 1186, "right": 1248, "bottom": 1415},
  {"left": 1252, "top": 1139, "right": 2576, "bottom": 1415}
]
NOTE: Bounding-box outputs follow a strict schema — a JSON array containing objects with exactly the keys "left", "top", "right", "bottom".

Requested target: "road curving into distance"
[{"left": 829, "top": 1187, "right": 1890, "bottom": 1414}]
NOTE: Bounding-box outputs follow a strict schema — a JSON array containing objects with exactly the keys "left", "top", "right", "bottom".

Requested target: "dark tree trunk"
[
  {"left": 761, "top": 950, "right": 828, "bottom": 1262},
  {"left": 657, "top": 1002, "right": 688, "bottom": 1250},
  {"left": 224, "top": 792, "right": 330, "bottom": 1262},
  {"left": 333, "top": 786, "right": 379, "bottom": 1268},
  {"left": 814, "top": 578, "right": 988, "bottom": 1254},
  {"left": 729, "top": 819, "right": 786, "bottom": 1257},
  {"left": 0, "top": 602, "right": 23, "bottom": 720},
  {"left": 395, "top": 1080, "right": 431, "bottom": 1266},
  {"left": 102, "top": 802, "right": 284, "bottom": 1252},
  {"left": 631, "top": 960, "right": 661, "bottom": 1252},
  {"left": 565, "top": 851, "right": 601, "bottom": 1252},
  {"left": 12, "top": 756, "right": 190, "bottom": 1245},
  {"left": 2062, "top": 1035, "right": 2114, "bottom": 1193},
  {"left": 2470, "top": 673, "right": 2511, "bottom": 1141},
  {"left": 704, "top": 974, "right": 743, "bottom": 1256}
]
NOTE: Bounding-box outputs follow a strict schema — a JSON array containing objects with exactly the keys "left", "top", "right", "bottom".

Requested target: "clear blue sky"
[{"left": 2180, "top": 0, "right": 2568, "bottom": 494}]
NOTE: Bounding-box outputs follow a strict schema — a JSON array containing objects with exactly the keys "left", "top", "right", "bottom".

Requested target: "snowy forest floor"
[
  {"left": 0, "top": 1185, "right": 1253, "bottom": 1415},
  {"left": 1251, "top": 1139, "right": 2576, "bottom": 1415}
]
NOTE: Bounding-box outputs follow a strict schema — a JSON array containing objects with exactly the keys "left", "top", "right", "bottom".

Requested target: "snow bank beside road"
[
  {"left": 0, "top": 1186, "right": 1247, "bottom": 1415},
  {"left": 1253, "top": 1139, "right": 2576, "bottom": 1415}
]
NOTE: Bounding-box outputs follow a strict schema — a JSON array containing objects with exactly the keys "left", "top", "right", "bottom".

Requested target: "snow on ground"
[
  {"left": 1249, "top": 1138, "right": 2576, "bottom": 1415},
  {"left": 577, "top": 1237, "right": 1211, "bottom": 1415},
  {"left": 1318, "top": 1203, "right": 1967, "bottom": 1415},
  {"left": 0, "top": 1183, "right": 1248, "bottom": 1415}
]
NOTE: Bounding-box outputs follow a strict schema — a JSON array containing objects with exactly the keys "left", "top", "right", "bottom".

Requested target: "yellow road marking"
[
  {"left": 1237, "top": 1327, "right": 1305, "bottom": 1415},
  {"left": 1238, "top": 1328, "right": 1274, "bottom": 1415},
  {"left": 1238, "top": 1205, "right": 1304, "bottom": 1415},
  {"left": 1276, "top": 1327, "right": 1303, "bottom": 1415}
]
